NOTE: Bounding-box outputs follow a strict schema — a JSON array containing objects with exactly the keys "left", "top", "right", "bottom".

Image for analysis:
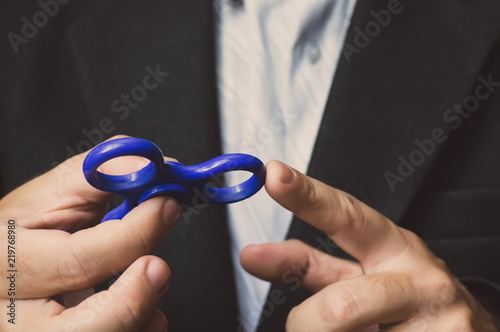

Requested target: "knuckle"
[
  {"left": 302, "top": 178, "right": 323, "bottom": 212},
  {"left": 372, "top": 273, "right": 410, "bottom": 305},
  {"left": 323, "top": 284, "right": 362, "bottom": 325},
  {"left": 332, "top": 192, "right": 367, "bottom": 236},
  {"left": 57, "top": 244, "right": 98, "bottom": 289},
  {"left": 113, "top": 294, "right": 144, "bottom": 331},
  {"left": 127, "top": 228, "right": 155, "bottom": 255},
  {"left": 284, "top": 239, "right": 315, "bottom": 277},
  {"left": 428, "top": 271, "right": 458, "bottom": 301},
  {"left": 298, "top": 177, "right": 375, "bottom": 240},
  {"left": 340, "top": 193, "right": 364, "bottom": 223},
  {"left": 415, "top": 269, "right": 461, "bottom": 316}
]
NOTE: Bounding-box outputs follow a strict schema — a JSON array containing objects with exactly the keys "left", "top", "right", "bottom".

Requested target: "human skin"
[
  {"left": 0, "top": 139, "right": 498, "bottom": 331},
  {"left": 241, "top": 160, "right": 500, "bottom": 332},
  {"left": 0, "top": 141, "right": 180, "bottom": 332}
]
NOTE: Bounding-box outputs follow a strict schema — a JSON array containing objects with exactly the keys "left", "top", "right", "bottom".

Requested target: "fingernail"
[
  {"left": 279, "top": 163, "right": 296, "bottom": 184},
  {"left": 147, "top": 261, "right": 170, "bottom": 293},
  {"left": 162, "top": 198, "right": 181, "bottom": 226}
]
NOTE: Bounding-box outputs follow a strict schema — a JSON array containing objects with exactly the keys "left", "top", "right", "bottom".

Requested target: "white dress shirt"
[{"left": 216, "top": 0, "right": 357, "bottom": 330}]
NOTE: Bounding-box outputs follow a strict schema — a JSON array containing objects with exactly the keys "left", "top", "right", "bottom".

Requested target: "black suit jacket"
[{"left": 1, "top": 1, "right": 499, "bottom": 331}]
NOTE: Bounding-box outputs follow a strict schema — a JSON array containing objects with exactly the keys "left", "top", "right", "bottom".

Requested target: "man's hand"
[
  {"left": 241, "top": 161, "right": 500, "bottom": 331},
  {"left": 0, "top": 137, "right": 180, "bottom": 332}
]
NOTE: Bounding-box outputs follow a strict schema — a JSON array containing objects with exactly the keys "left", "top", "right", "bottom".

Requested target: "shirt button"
[{"left": 307, "top": 42, "right": 321, "bottom": 64}]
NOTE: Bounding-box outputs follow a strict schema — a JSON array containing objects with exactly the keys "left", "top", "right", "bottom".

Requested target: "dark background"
[{"left": 1, "top": 0, "right": 499, "bottom": 330}]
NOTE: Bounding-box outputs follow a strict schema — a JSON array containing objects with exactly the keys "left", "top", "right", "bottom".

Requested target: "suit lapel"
[
  {"left": 307, "top": 0, "right": 499, "bottom": 223},
  {"left": 259, "top": 0, "right": 500, "bottom": 330}
]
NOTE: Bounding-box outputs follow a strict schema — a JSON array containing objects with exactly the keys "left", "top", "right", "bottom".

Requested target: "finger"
[
  {"left": 265, "top": 160, "right": 408, "bottom": 269},
  {"left": 0, "top": 150, "right": 109, "bottom": 231},
  {"left": 0, "top": 298, "right": 54, "bottom": 332},
  {"left": 240, "top": 239, "right": 362, "bottom": 293},
  {"left": 0, "top": 136, "right": 131, "bottom": 231},
  {"left": 10, "top": 196, "right": 180, "bottom": 298},
  {"left": 286, "top": 273, "right": 418, "bottom": 332},
  {"left": 53, "top": 256, "right": 170, "bottom": 332},
  {"left": 96, "top": 135, "right": 177, "bottom": 176},
  {"left": 98, "top": 153, "right": 179, "bottom": 176},
  {"left": 0, "top": 135, "right": 179, "bottom": 232}
]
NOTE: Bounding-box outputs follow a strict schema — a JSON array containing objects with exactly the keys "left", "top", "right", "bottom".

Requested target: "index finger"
[
  {"left": 265, "top": 160, "right": 408, "bottom": 269},
  {"left": 5, "top": 196, "right": 180, "bottom": 299},
  {"left": 0, "top": 135, "right": 178, "bottom": 231}
]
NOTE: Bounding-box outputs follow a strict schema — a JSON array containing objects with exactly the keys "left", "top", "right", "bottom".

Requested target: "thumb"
[{"left": 55, "top": 255, "right": 170, "bottom": 332}]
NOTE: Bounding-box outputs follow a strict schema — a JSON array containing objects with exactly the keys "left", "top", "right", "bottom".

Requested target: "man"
[{"left": 1, "top": 0, "right": 499, "bottom": 331}]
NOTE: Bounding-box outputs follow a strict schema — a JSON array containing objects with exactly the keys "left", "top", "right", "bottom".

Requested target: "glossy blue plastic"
[{"left": 83, "top": 137, "right": 266, "bottom": 222}]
